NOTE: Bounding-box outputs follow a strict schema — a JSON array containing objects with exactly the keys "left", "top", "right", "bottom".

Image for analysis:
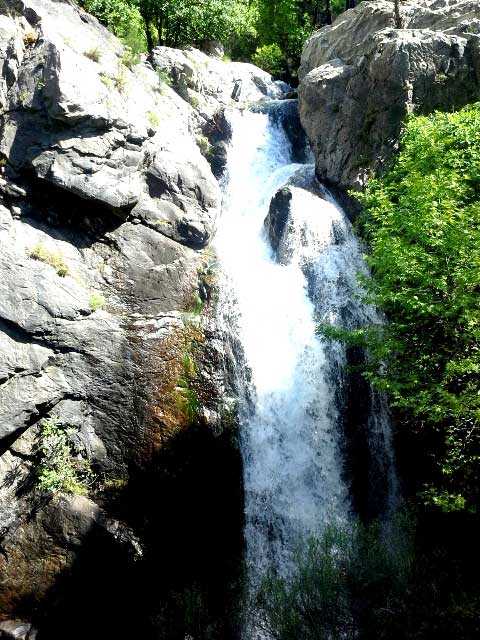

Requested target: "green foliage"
[
  {"left": 29, "top": 243, "right": 69, "bottom": 277},
  {"left": 81, "top": 0, "right": 349, "bottom": 79},
  {"left": 133, "top": 0, "right": 257, "bottom": 52},
  {"left": 175, "top": 350, "right": 200, "bottom": 422},
  {"left": 81, "top": 0, "right": 147, "bottom": 53},
  {"left": 157, "top": 69, "right": 173, "bottom": 87},
  {"left": 255, "top": 515, "right": 414, "bottom": 640},
  {"left": 352, "top": 103, "right": 480, "bottom": 512},
  {"left": 255, "top": 512, "right": 480, "bottom": 639},
  {"left": 99, "top": 72, "right": 114, "bottom": 90},
  {"left": 196, "top": 134, "right": 212, "bottom": 158},
  {"left": 36, "top": 418, "right": 93, "bottom": 495},
  {"left": 89, "top": 292, "right": 105, "bottom": 311},
  {"left": 121, "top": 45, "right": 141, "bottom": 69},
  {"left": 113, "top": 66, "right": 128, "bottom": 91},
  {"left": 252, "top": 43, "right": 285, "bottom": 76},
  {"left": 147, "top": 110, "right": 160, "bottom": 127},
  {"left": 255, "top": 0, "right": 315, "bottom": 77}
]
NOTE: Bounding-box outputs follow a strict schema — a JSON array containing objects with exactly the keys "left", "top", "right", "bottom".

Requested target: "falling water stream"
[{"left": 214, "top": 102, "right": 397, "bottom": 626}]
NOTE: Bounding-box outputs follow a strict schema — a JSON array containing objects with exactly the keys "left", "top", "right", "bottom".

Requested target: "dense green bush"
[
  {"left": 252, "top": 44, "right": 285, "bottom": 77},
  {"left": 36, "top": 418, "right": 93, "bottom": 495},
  {"left": 353, "top": 103, "right": 480, "bottom": 513},
  {"left": 81, "top": 0, "right": 147, "bottom": 52}
]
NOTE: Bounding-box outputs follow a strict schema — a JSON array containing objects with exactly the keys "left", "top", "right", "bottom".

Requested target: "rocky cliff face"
[
  {"left": 0, "top": 1, "right": 282, "bottom": 635},
  {"left": 298, "top": 0, "right": 480, "bottom": 189}
]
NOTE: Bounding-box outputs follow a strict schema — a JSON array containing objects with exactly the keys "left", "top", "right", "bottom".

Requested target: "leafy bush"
[
  {"left": 121, "top": 46, "right": 140, "bottom": 69},
  {"left": 157, "top": 69, "right": 173, "bottom": 88},
  {"left": 196, "top": 134, "right": 212, "bottom": 158},
  {"left": 252, "top": 43, "right": 285, "bottom": 77},
  {"left": 29, "top": 243, "right": 69, "bottom": 277},
  {"left": 36, "top": 418, "right": 93, "bottom": 495},
  {"left": 89, "top": 292, "right": 105, "bottom": 311},
  {"left": 352, "top": 103, "right": 480, "bottom": 512},
  {"left": 81, "top": 0, "right": 147, "bottom": 53}
]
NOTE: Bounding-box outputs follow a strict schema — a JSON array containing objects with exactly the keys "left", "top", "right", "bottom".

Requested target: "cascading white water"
[{"left": 215, "top": 106, "right": 397, "bottom": 598}]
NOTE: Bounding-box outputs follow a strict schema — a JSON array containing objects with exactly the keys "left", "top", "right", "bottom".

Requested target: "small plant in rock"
[
  {"left": 147, "top": 110, "right": 160, "bottom": 128},
  {"left": 99, "top": 72, "right": 114, "bottom": 89},
  {"left": 89, "top": 292, "right": 105, "bottom": 311},
  {"left": 121, "top": 46, "right": 140, "bottom": 69},
  {"left": 84, "top": 46, "right": 101, "bottom": 62},
  {"left": 196, "top": 134, "right": 212, "bottom": 158},
  {"left": 36, "top": 418, "right": 93, "bottom": 496},
  {"left": 157, "top": 69, "right": 173, "bottom": 87},
  {"left": 23, "top": 30, "right": 38, "bottom": 47},
  {"left": 175, "top": 351, "right": 200, "bottom": 422},
  {"left": 113, "top": 67, "right": 127, "bottom": 92},
  {"left": 189, "top": 93, "right": 200, "bottom": 109},
  {"left": 29, "top": 243, "right": 69, "bottom": 277},
  {"left": 189, "top": 293, "right": 205, "bottom": 316}
]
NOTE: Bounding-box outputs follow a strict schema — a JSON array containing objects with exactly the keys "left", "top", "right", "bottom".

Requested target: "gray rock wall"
[{"left": 0, "top": 0, "right": 279, "bottom": 626}]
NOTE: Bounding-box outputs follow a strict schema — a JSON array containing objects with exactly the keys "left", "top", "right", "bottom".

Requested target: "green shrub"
[
  {"left": 147, "top": 110, "right": 160, "bottom": 128},
  {"left": 189, "top": 93, "right": 200, "bottom": 109},
  {"left": 196, "top": 134, "right": 212, "bottom": 158},
  {"left": 121, "top": 46, "right": 140, "bottom": 69},
  {"left": 175, "top": 351, "right": 200, "bottom": 422},
  {"left": 89, "top": 292, "right": 105, "bottom": 311},
  {"left": 157, "top": 69, "right": 173, "bottom": 87},
  {"left": 36, "top": 418, "right": 92, "bottom": 495},
  {"left": 81, "top": 0, "right": 147, "bottom": 54},
  {"left": 351, "top": 103, "right": 480, "bottom": 512},
  {"left": 29, "top": 243, "right": 69, "bottom": 277},
  {"left": 252, "top": 43, "right": 285, "bottom": 77}
]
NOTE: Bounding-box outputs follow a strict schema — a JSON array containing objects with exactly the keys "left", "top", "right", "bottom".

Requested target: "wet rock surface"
[
  {"left": 299, "top": 0, "right": 480, "bottom": 189},
  {"left": 0, "top": 0, "right": 282, "bottom": 633}
]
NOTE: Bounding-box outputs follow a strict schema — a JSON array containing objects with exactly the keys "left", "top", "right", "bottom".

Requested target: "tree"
[{"left": 394, "top": 0, "right": 404, "bottom": 28}]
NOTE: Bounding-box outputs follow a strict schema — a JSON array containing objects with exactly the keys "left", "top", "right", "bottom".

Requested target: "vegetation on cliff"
[
  {"left": 255, "top": 512, "right": 480, "bottom": 639},
  {"left": 80, "top": 0, "right": 352, "bottom": 78},
  {"left": 354, "top": 103, "right": 480, "bottom": 515}
]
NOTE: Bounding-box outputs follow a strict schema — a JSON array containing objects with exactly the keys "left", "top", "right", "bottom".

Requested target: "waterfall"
[{"left": 214, "top": 105, "right": 397, "bottom": 602}]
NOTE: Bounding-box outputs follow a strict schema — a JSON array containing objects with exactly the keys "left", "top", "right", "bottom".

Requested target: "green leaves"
[
  {"left": 354, "top": 103, "right": 480, "bottom": 512},
  {"left": 36, "top": 418, "right": 93, "bottom": 495}
]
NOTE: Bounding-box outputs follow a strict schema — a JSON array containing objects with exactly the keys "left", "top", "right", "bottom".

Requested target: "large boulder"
[{"left": 298, "top": 0, "right": 480, "bottom": 189}]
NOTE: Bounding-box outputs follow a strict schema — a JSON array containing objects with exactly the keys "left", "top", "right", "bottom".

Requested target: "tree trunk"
[
  {"left": 394, "top": 0, "right": 404, "bottom": 28},
  {"left": 144, "top": 20, "right": 154, "bottom": 51},
  {"left": 157, "top": 10, "right": 164, "bottom": 46},
  {"left": 325, "top": 0, "right": 332, "bottom": 25}
]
